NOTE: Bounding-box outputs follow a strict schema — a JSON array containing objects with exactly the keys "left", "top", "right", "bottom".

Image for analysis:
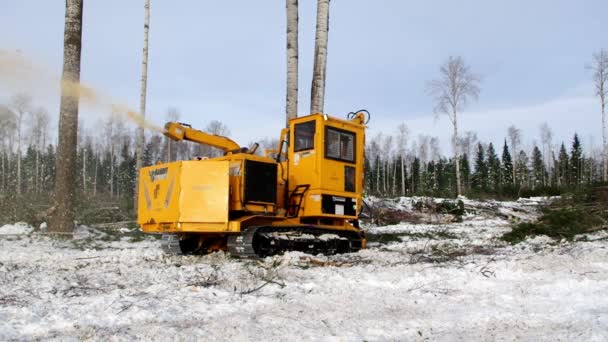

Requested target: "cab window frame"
[
  {"left": 324, "top": 126, "right": 356, "bottom": 164},
  {"left": 294, "top": 121, "right": 316, "bottom": 152}
]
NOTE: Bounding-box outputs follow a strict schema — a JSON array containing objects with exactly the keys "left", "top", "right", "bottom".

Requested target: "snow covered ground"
[{"left": 1, "top": 198, "right": 607, "bottom": 341}]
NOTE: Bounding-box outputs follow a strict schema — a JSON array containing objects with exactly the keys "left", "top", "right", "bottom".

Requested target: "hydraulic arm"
[{"left": 164, "top": 122, "right": 242, "bottom": 154}]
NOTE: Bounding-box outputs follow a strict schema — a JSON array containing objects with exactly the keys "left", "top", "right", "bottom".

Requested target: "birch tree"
[
  {"left": 588, "top": 49, "right": 608, "bottom": 181},
  {"left": 539, "top": 122, "right": 553, "bottom": 186},
  {"left": 396, "top": 123, "right": 409, "bottom": 196},
  {"left": 310, "top": 0, "right": 330, "bottom": 114},
  {"left": 135, "top": 0, "right": 151, "bottom": 210},
  {"left": 0, "top": 105, "right": 16, "bottom": 193},
  {"left": 10, "top": 93, "right": 31, "bottom": 195},
  {"left": 286, "top": 0, "right": 298, "bottom": 125},
  {"left": 30, "top": 107, "right": 50, "bottom": 194},
  {"left": 165, "top": 108, "right": 180, "bottom": 162},
  {"left": 427, "top": 56, "right": 480, "bottom": 196},
  {"left": 507, "top": 125, "right": 522, "bottom": 184},
  {"left": 50, "top": 0, "right": 83, "bottom": 233}
]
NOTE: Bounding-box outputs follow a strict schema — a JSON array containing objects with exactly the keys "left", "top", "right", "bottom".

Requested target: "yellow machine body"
[{"left": 137, "top": 112, "right": 368, "bottom": 255}]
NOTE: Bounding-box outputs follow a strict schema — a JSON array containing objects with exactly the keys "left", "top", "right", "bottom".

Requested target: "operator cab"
[{"left": 287, "top": 113, "right": 365, "bottom": 220}]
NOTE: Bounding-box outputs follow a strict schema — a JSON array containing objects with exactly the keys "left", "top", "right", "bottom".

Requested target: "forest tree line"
[
  {"left": 0, "top": 95, "right": 238, "bottom": 212},
  {"left": 365, "top": 126, "right": 597, "bottom": 198},
  {"left": 0, "top": 92, "right": 602, "bottom": 216}
]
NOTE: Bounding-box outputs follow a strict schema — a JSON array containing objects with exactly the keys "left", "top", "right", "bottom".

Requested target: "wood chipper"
[{"left": 137, "top": 111, "right": 369, "bottom": 257}]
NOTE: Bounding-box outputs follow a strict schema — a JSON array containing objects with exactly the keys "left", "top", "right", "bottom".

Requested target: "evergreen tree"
[
  {"left": 411, "top": 157, "right": 421, "bottom": 194},
  {"left": 460, "top": 153, "right": 471, "bottom": 192},
  {"left": 570, "top": 134, "right": 583, "bottom": 187},
  {"left": 436, "top": 158, "right": 448, "bottom": 195},
  {"left": 393, "top": 155, "right": 404, "bottom": 196},
  {"left": 42, "top": 144, "right": 56, "bottom": 194},
  {"left": 557, "top": 143, "right": 570, "bottom": 187},
  {"left": 501, "top": 140, "right": 514, "bottom": 187},
  {"left": 515, "top": 150, "right": 530, "bottom": 188},
  {"left": 118, "top": 140, "right": 136, "bottom": 210},
  {"left": 486, "top": 143, "right": 501, "bottom": 191},
  {"left": 425, "top": 160, "right": 437, "bottom": 192},
  {"left": 472, "top": 143, "right": 488, "bottom": 190},
  {"left": 531, "top": 146, "right": 545, "bottom": 189},
  {"left": 23, "top": 145, "right": 36, "bottom": 194}
]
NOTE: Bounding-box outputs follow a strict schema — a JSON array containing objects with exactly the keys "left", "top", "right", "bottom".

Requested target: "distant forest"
[{"left": 0, "top": 92, "right": 601, "bottom": 224}]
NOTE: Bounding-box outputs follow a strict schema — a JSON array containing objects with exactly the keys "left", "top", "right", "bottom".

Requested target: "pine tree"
[
  {"left": 51, "top": 0, "right": 84, "bottom": 233},
  {"left": 486, "top": 143, "right": 501, "bottom": 191},
  {"left": 118, "top": 140, "right": 135, "bottom": 210},
  {"left": 460, "top": 153, "right": 471, "bottom": 192},
  {"left": 557, "top": 143, "right": 569, "bottom": 187},
  {"left": 425, "top": 160, "right": 437, "bottom": 192},
  {"left": 570, "top": 134, "right": 583, "bottom": 187},
  {"left": 393, "top": 155, "right": 404, "bottom": 196},
  {"left": 501, "top": 140, "right": 514, "bottom": 187},
  {"left": 472, "top": 143, "right": 488, "bottom": 190},
  {"left": 411, "top": 157, "right": 421, "bottom": 194},
  {"left": 531, "top": 146, "right": 545, "bottom": 189}
]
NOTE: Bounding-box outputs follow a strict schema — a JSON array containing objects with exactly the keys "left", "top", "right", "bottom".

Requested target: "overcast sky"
[{"left": 1, "top": 0, "right": 607, "bottom": 155}]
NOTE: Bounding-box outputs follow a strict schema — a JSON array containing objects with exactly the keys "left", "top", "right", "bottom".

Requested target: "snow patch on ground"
[
  {"left": 1, "top": 198, "right": 607, "bottom": 341},
  {"left": 0, "top": 222, "right": 32, "bottom": 235}
]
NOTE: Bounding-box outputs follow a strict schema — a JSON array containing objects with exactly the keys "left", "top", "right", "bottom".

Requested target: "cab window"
[
  {"left": 294, "top": 121, "right": 315, "bottom": 152},
  {"left": 325, "top": 127, "right": 355, "bottom": 163}
]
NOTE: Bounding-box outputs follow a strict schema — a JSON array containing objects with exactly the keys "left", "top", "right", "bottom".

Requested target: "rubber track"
[{"left": 227, "top": 226, "right": 363, "bottom": 258}]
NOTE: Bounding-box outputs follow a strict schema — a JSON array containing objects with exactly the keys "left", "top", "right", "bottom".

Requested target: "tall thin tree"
[
  {"left": 507, "top": 125, "right": 522, "bottom": 184},
  {"left": 286, "top": 0, "right": 298, "bottom": 125},
  {"left": 427, "top": 56, "right": 480, "bottom": 196},
  {"left": 310, "top": 0, "right": 330, "bottom": 114},
  {"left": 588, "top": 49, "right": 608, "bottom": 181},
  {"left": 135, "top": 0, "right": 151, "bottom": 210},
  {"left": 539, "top": 122, "right": 553, "bottom": 186},
  {"left": 50, "top": 0, "right": 83, "bottom": 233},
  {"left": 10, "top": 93, "right": 31, "bottom": 196}
]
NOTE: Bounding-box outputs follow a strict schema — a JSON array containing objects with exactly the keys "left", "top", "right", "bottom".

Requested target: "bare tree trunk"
[
  {"left": 384, "top": 160, "right": 388, "bottom": 195},
  {"left": 1, "top": 150, "right": 5, "bottom": 193},
  {"left": 82, "top": 147, "right": 86, "bottom": 193},
  {"left": 376, "top": 160, "right": 380, "bottom": 194},
  {"left": 453, "top": 111, "right": 462, "bottom": 196},
  {"left": 50, "top": 0, "right": 83, "bottom": 233},
  {"left": 602, "top": 97, "right": 607, "bottom": 182},
  {"left": 310, "top": 0, "right": 329, "bottom": 114},
  {"left": 16, "top": 112, "right": 22, "bottom": 195},
  {"left": 93, "top": 151, "right": 98, "bottom": 196},
  {"left": 135, "top": 0, "right": 151, "bottom": 211},
  {"left": 400, "top": 157, "right": 405, "bottom": 195},
  {"left": 7, "top": 137, "right": 12, "bottom": 191},
  {"left": 35, "top": 148, "right": 39, "bottom": 194},
  {"left": 110, "top": 144, "right": 114, "bottom": 197},
  {"left": 392, "top": 161, "right": 397, "bottom": 195},
  {"left": 40, "top": 132, "right": 46, "bottom": 194},
  {"left": 285, "top": 0, "right": 298, "bottom": 125}
]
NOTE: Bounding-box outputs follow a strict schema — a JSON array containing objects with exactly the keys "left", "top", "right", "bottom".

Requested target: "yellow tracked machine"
[{"left": 137, "top": 111, "right": 369, "bottom": 257}]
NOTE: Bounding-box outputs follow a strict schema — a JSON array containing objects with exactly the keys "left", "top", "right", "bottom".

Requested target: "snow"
[
  {"left": 0, "top": 222, "right": 32, "bottom": 235},
  {"left": 1, "top": 199, "right": 607, "bottom": 341}
]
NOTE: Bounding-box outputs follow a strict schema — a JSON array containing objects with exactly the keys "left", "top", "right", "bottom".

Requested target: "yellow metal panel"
[
  {"left": 138, "top": 162, "right": 182, "bottom": 226},
  {"left": 179, "top": 161, "right": 229, "bottom": 224}
]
